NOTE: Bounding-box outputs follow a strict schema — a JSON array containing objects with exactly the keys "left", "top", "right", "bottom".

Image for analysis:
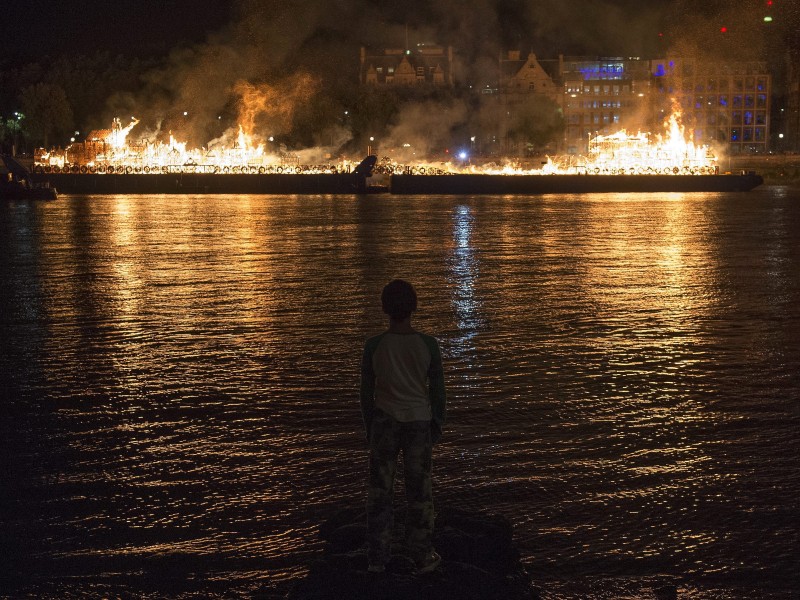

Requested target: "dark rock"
[
  {"left": 318, "top": 506, "right": 366, "bottom": 542},
  {"left": 284, "top": 505, "right": 537, "bottom": 600},
  {"left": 325, "top": 522, "right": 368, "bottom": 552}
]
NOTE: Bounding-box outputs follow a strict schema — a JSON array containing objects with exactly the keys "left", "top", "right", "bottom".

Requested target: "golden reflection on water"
[{"left": 3, "top": 191, "right": 798, "bottom": 598}]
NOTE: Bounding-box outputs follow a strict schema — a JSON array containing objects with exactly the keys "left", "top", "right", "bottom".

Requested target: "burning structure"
[
  {"left": 30, "top": 104, "right": 763, "bottom": 195},
  {"left": 34, "top": 117, "right": 341, "bottom": 176},
  {"left": 34, "top": 104, "right": 718, "bottom": 178}
]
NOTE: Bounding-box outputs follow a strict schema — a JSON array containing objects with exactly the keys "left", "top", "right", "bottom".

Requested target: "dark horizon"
[{"left": 3, "top": 0, "right": 796, "bottom": 64}]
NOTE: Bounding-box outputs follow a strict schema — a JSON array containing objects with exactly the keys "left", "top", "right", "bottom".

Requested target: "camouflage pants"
[{"left": 366, "top": 409, "right": 434, "bottom": 565}]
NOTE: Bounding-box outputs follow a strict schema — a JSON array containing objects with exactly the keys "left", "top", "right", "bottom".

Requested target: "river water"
[{"left": 1, "top": 189, "right": 798, "bottom": 599}]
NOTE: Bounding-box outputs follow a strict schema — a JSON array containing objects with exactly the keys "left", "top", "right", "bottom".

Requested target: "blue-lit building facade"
[
  {"left": 559, "top": 57, "right": 654, "bottom": 153},
  {"left": 652, "top": 58, "right": 772, "bottom": 155},
  {"left": 558, "top": 55, "right": 772, "bottom": 155}
]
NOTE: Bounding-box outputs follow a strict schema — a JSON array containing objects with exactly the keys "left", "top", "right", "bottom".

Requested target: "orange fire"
[{"left": 34, "top": 105, "right": 717, "bottom": 176}]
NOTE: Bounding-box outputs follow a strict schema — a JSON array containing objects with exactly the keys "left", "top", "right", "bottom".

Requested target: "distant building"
[
  {"left": 360, "top": 45, "right": 454, "bottom": 87},
  {"left": 559, "top": 56, "right": 655, "bottom": 154},
  {"left": 786, "top": 55, "right": 800, "bottom": 152},
  {"left": 499, "top": 51, "right": 559, "bottom": 100},
  {"left": 652, "top": 58, "right": 772, "bottom": 155},
  {"left": 480, "top": 51, "right": 562, "bottom": 156}
]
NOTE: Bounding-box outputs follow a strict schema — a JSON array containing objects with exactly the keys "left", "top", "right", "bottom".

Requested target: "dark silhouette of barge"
[
  {"left": 389, "top": 172, "right": 764, "bottom": 194},
  {"left": 33, "top": 155, "right": 763, "bottom": 195}
]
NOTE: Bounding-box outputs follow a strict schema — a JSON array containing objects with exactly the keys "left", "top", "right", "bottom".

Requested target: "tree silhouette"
[{"left": 18, "top": 82, "right": 74, "bottom": 148}]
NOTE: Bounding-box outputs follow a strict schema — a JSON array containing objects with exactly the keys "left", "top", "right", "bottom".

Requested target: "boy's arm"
[
  {"left": 426, "top": 337, "right": 447, "bottom": 435},
  {"left": 360, "top": 336, "right": 380, "bottom": 440}
]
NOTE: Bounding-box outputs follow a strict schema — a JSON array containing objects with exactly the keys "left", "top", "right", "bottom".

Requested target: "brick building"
[{"left": 359, "top": 45, "right": 454, "bottom": 87}]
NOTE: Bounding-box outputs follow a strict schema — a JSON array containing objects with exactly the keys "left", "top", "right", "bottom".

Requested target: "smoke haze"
[{"left": 110, "top": 0, "right": 793, "bottom": 154}]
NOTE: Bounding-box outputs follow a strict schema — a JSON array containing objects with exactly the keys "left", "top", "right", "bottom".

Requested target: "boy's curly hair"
[{"left": 381, "top": 279, "right": 417, "bottom": 321}]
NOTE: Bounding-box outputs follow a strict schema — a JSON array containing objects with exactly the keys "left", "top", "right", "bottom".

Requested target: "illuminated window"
[
  {"left": 744, "top": 111, "right": 753, "bottom": 125},
  {"left": 756, "top": 94, "right": 767, "bottom": 108},
  {"left": 757, "top": 78, "right": 767, "bottom": 91},
  {"left": 732, "top": 95, "right": 742, "bottom": 107},
  {"left": 719, "top": 95, "right": 728, "bottom": 107}
]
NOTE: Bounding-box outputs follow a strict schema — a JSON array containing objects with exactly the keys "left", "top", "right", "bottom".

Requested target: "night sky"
[
  {"left": 1, "top": 1, "right": 231, "bottom": 61},
  {"left": 2, "top": 0, "right": 796, "bottom": 152},
  {"left": 3, "top": 0, "right": 795, "bottom": 64}
]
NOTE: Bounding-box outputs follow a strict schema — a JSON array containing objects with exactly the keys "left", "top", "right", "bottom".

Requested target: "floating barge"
[
  {"left": 40, "top": 172, "right": 370, "bottom": 195},
  {"left": 37, "top": 170, "right": 764, "bottom": 195},
  {"left": 30, "top": 156, "right": 764, "bottom": 196},
  {"left": 389, "top": 172, "right": 764, "bottom": 194}
]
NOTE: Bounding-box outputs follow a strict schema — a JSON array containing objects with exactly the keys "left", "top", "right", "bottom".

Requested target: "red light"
[
  {"left": 720, "top": 26, "right": 728, "bottom": 32},
  {"left": 767, "top": 0, "right": 772, "bottom": 5}
]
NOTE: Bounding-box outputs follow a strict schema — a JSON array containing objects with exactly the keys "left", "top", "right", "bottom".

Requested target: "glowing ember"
[{"left": 33, "top": 107, "right": 718, "bottom": 176}]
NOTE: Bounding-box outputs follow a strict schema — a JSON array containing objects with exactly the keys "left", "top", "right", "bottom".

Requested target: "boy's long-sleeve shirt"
[{"left": 360, "top": 332, "right": 446, "bottom": 439}]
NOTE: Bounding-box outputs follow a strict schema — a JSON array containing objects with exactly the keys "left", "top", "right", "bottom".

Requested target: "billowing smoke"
[
  {"left": 104, "top": 0, "right": 788, "bottom": 158},
  {"left": 380, "top": 99, "right": 470, "bottom": 162}
]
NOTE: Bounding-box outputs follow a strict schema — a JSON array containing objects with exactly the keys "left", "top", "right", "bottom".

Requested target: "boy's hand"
[{"left": 431, "top": 421, "right": 442, "bottom": 444}]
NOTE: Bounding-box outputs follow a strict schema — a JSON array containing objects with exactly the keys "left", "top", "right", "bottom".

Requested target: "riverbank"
[{"left": 730, "top": 153, "right": 800, "bottom": 184}]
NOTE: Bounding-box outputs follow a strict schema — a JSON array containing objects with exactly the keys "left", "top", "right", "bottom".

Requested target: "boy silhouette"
[{"left": 360, "top": 279, "right": 446, "bottom": 574}]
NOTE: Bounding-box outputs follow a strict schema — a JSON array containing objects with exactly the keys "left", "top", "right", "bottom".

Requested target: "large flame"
[
  {"left": 34, "top": 105, "right": 718, "bottom": 176},
  {"left": 109, "top": 117, "right": 140, "bottom": 149}
]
